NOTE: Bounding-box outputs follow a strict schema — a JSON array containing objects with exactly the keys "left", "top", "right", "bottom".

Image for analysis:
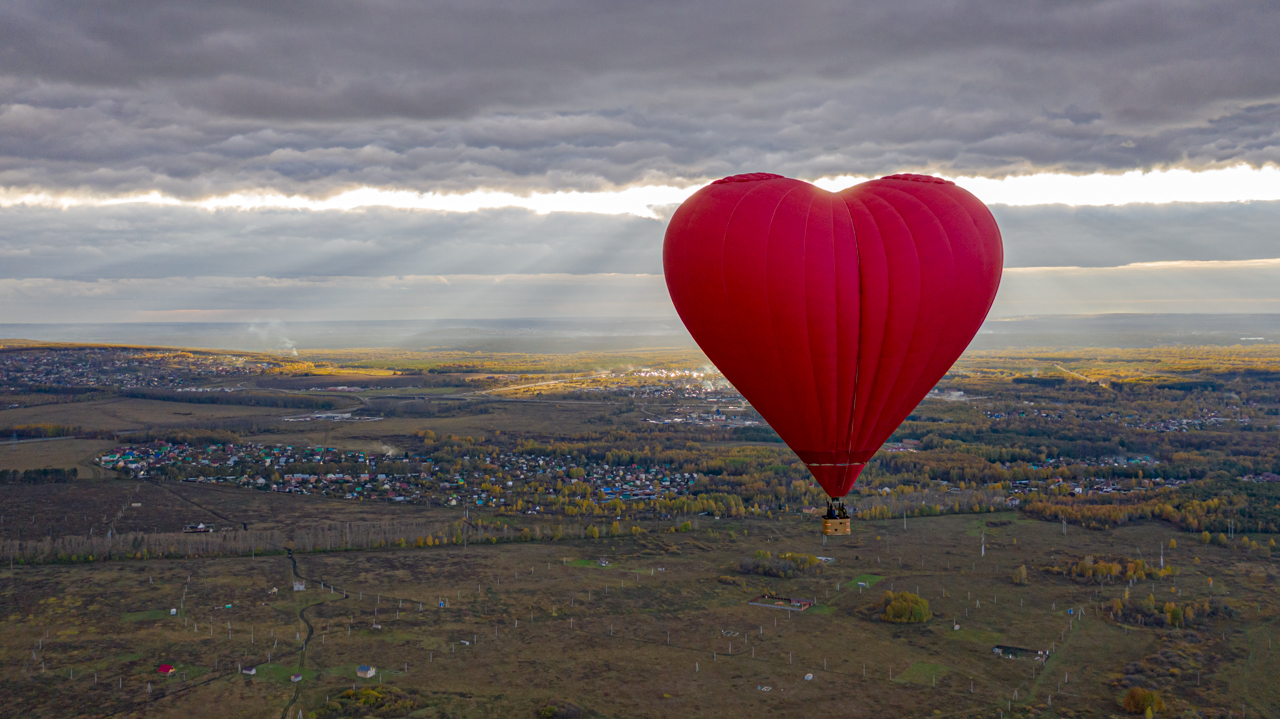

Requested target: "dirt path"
[{"left": 281, "top": 549, "right": 343, "bottom": 719}]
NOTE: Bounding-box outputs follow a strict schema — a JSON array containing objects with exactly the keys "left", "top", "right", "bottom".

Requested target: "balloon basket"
[{"left": 822, "top": 518, "right": 850, "bottom": 536}]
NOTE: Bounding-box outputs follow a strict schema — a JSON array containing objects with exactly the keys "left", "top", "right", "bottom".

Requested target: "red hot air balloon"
[{"left": 664, "top": 173, "right": 1002, "bottom": 529}]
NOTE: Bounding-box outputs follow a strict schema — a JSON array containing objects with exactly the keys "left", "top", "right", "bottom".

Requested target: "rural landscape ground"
[{"left": 1, "top": 341, "right": 1277, "bottom": 718}]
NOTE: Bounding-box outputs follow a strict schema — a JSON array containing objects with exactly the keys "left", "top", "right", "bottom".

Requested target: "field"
[
  {"left": 2, "top": 510, "right": 1277, "bottom": 718},
  {"left": 0, "top": 478, "right": 469, "bottom": 541},
  {"left": 2, "top": 342, "right": 1280, "bottom": 718}
]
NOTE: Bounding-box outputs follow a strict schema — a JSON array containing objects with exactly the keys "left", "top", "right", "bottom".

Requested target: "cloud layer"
[
  {"left": 3, "top": 0, "right": 1280, "bottom": 197},
  {"left": 4, "top": 1, "right": 1280, "bottom": 326}
]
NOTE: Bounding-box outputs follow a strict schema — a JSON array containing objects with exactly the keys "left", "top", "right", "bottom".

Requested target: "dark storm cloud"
[{"left": 2, "top": 0, "right": 1279, "bottom": 195}]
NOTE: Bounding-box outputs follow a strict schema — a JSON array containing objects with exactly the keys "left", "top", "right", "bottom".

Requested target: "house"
[
  {"left": 158, "top": 664, "right": 175, "bottom": 676},
  {"left": 357, "top": 665, "right": 376, "bottom": 678},
  {"left": 293, "top": 581, "right": 305, "bottom": 591},
  {"left": 242, "top": 666, "right": 256, "bottom": 675},
  {"left": 290, "top": 673, "right": 303, "bottom": 683}
]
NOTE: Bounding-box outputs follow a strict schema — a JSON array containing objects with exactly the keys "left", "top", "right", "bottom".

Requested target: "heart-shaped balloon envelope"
[{"left": 664, "top": 173, "right": 1003, "bottom": 498}]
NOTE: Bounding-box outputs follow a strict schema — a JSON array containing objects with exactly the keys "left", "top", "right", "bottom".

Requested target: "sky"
[{"left": 2, "top": 0, "right": 1279, "bottom": 326}]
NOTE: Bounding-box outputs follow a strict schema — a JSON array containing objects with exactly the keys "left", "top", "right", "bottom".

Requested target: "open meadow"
[{"left": 2, "top": 512, "right": 1276, "bottom": 718}]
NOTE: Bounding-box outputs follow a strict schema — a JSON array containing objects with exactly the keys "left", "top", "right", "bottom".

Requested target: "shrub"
[
  {"left": 1121, "top": 687, "right": 1164, "bottom": 714},
  {"left": 881, "top": 591, "right": 932, "bottom": 623},
  {"left": 537, "top": 701, "right": 582, "bottom": 719},
  {"left": 737, "top": 550, "right": 824, "bottom": 578},
  {"left": 1012, "top": 565, "right": 1028, "bottom": 585}
]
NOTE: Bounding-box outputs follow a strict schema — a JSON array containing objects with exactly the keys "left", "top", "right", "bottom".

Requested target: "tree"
[
  {"left": 1012, "top": 565, "right": 1028, "bottom": 585},
  {"left": 1168, "top": 538, "right": 1176, "bottom": 549},
  {"left": 881, "top": 591, "right": 932, "bottom": 623}
]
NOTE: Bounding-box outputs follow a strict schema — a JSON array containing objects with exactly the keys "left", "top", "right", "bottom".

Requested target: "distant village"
[
  {"left": 97, "top": 442, "right": 705, "bottom": 513},
  {"left": 0, "top": 347, "right": 274, "bottom": 391}
]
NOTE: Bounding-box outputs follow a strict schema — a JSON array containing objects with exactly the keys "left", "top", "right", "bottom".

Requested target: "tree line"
[{"left": 0, "top": 468, "right": 76, "bottom": 484}]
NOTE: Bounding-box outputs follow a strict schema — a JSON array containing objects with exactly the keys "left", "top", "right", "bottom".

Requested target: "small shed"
[
  {"left": 357, "top": 665, "right": 376, "bottom": 678},
  {"left": 293, "top": 581, "right": 305, "bottom": 591},
  {"left": 241, "top": 666, "right": 256, "bottom": 675},
  {"left": 158, "top": 664, "right": 175, "bottom": 676},
  {"left": 290, "top": 673, "right": 303, "bottom": 683}
]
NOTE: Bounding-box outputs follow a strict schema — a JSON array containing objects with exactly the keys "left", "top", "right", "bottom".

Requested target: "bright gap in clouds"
[
  {"left": 3, "top": 165, "right": 1278, "bottom": 217},
  {"left": 816, "top": 164, "right": 1280, "bottom": 207}
]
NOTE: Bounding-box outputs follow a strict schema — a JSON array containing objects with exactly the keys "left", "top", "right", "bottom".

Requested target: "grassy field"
[
  {"left": 1, "top": 511, "right": 1275, "bottom": 718},
  {"left": 0, "top": 396, "right": 306, "bottom": 432},
  {"left": 0, "top": 476, "right": 471, "bottom": 540},
  {"left": 0, "top": 439, "right": 117, "bottom": 475}
]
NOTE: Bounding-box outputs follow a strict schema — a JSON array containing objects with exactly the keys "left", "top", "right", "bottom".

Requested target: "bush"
[
  {"left": 1012, "top": 565, "right": 1028, "bottom": 585},
  {"left": 1121, "top": 687, "right": 1164, "bottom": 714},
  {"left": 881, "top": 591, "right": 932, "bottom": 623},
  {"left": 537, "top": 701, "right": 582, "bottom": 719},
  {"left": 737, "top": 550, "right": 825, "bottom": 579},
  {"left": 315, "top": 686, "right": 425, "bottom": 719}
]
